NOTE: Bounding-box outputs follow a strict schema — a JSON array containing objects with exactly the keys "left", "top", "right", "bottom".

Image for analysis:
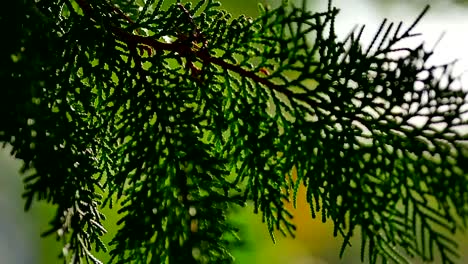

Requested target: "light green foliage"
[{"left": 1, "top": 0, "right": 467, "bottom": 263}]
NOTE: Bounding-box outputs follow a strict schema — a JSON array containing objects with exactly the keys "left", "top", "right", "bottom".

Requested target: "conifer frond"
[{"left": 1, "top": 0, "right": 467, "bottom": 263}]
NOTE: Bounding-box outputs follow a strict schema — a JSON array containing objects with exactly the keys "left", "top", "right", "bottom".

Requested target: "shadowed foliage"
[{"left": 1, "top": 0, "right": 467, "bottom": 263}]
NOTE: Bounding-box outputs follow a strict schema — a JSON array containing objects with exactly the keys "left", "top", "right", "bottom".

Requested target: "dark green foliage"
[{"left": 1, "top": 0, "right": 467, "bottom": 263}]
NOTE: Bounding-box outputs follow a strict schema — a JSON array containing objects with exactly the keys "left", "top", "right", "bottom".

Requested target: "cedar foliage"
[{"left": 1, "top": 0, "right": 468, "bottom": 263}]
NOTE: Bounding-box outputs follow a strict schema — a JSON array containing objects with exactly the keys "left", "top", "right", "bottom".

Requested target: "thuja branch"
[
  {"left": 73, "top": 0, "right": 321, "bottom": 108},
  {"left": 7, "top": 0, "right": 468, "bottom": 263}
]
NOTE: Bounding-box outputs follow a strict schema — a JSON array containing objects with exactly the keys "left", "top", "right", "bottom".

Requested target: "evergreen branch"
[
  {"left": 3, "top": 0, "right": 468, "bottom": 263},
  {"left": 74, "top": 0, "right": 316, "bottom": 109}
]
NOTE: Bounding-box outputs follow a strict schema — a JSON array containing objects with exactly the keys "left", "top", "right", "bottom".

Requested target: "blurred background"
[{"left": 2, "top": 0, "right": 468, "bottom": 263}]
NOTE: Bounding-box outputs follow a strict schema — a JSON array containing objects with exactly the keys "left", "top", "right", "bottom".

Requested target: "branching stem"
[{"left": 74, "top": 0, "right": 309, "bottom": 103}]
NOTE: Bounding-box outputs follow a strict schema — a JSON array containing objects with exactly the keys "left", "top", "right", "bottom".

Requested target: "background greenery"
[{"left": 1, "top": 0, "right": 468, "bottom": 263}]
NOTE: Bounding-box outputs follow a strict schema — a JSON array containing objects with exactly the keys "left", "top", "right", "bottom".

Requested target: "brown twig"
[{"left": 73, "top": 0, "right": 320, "bottom": 109}]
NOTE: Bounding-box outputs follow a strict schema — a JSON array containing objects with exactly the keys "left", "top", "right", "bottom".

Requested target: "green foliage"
[{"left": 1, "top": 0, "right": 468, "bottom": 263}]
